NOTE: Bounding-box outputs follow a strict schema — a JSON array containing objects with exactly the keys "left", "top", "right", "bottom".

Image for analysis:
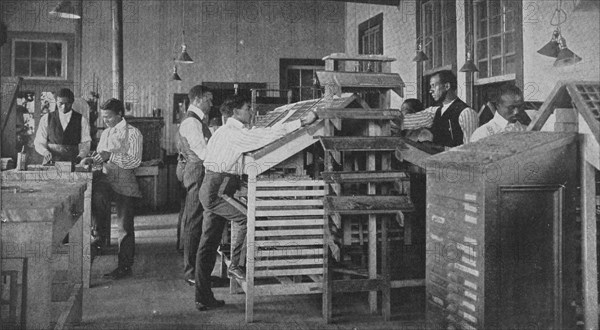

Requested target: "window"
[
  {"left": 13, "top": 40, "right": 67, "bottom": 79},
  {"left": 421, "top": 0, "right": 456, "bottom": 74},
  {"left": 358, "top": 13, "right": 383, "bottom": 72},
  {"left": 287, "top": 66, "right": 322, "bottom": 102},
  {"left": 474, "top": 0, "right": 519, "bottom": 80}
]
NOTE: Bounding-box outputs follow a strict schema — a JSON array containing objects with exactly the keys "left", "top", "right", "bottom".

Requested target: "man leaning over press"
[
  {"left": 401, "top": 70, "right": 478, "bottom": 148},
  {"left": 194, "top": 95, "right": 318, "bottom": 311},
  {"left": 34, "top": 88, "right": 91, "bottom": 165}
]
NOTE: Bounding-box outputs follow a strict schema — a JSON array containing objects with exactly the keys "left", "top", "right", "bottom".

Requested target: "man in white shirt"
[
  {"left": 194, "top": 95, "right": 318, "bottom": 310},
  {"left": 470, "top": 84, "right": 527, "bottom": 142},
  {"left": 34, "top": 88, "right": 91, "bottom": 164},
  {"left": 176, "top": 85, "right": 213, "bottom": 286},
  {"left": 401, "top": 70, "right": 478, "bottom": 147}
]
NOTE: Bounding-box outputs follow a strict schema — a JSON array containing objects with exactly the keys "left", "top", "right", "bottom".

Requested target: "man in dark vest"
[
  {"left": 34, "top": 88, "right": 91, "bottom": 164},
  {"left": 176, "top": 85, "right": 213, "bottom": 286},
  {"left": 401, "top": 70, "right": 478, "bottom": 148}
]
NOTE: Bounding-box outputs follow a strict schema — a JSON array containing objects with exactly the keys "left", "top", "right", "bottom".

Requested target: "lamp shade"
[
  {"left": 171, "top": 66, "right": 182, "bottom": 81},
  {"left": 49, "top": 0, "right": 80, "bottom": 19},
  {"left": 554, "top": 37, "right": 582, "bottom": 67},
  {"left": 412, "top": 50, "right": 429, "bottom": 62},
  {"left": 459, "top": 52, "right": 479, "bottom": 72},
  {"left": 175, "top": 44, "right": 194, "bottom": 63},
  {"left": 537, "top": 30, "right": 561, "bottom": 58}
]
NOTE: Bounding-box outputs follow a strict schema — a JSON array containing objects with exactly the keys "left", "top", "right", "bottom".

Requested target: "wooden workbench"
[
  {"left": 2, "top": 166, "right": 93, "bottom": 289},
  {"left": 1, "top": 180, "right": 87, "bottom": 329}
]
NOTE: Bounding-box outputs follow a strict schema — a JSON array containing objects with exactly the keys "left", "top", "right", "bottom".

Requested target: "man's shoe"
[
  {"left": 103, "top": 266, "right": 132, "bottom": 280},
  {"left": 227, "top": 266, "right": 245, "bottom": 280},
  {"left": 195, "top": 299, "right": 225, "bottom": 311},
  {"left": 184, "top": 278, "right": 195, "bottom": 286}
]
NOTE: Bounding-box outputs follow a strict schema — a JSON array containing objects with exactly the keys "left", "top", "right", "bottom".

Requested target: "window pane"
[
  {"left": 424, "top": 4, "right": 432, "bottom": 36},
  {"left": 300, "top": 88, "right": 313, "bottom": 101},
  {"left": 478, "top": 60, "right": 488, "bottom": 78},
  {"left": 490, "top": 16, "right": 501, "bottom": 35},
  {"left": 15, "top": 59, "right": 30, "bottom": 76},
  {"left": 288, "top": 69, "right": 300, "bottom": 87},
  {"left": 505, "top": 55, "right": 516, "bottom": 74},
  {"left": 477, "top": 1, "right": 487, "bottom": 19},
  {"left": 31, "top": 59, "right": 46, "bottom": 76},
  {"left": 490, "top": 36, "right": 502, "bottom": 56},
  {"left": 505, "top": 9, "right": 515, "bottom": 32},
  {"left": 490, "top": 0, "right": 501, "bottom": 16},
  {"left": 15, "top": 42, "right": 30, "bottom": 58},
  {"left": 31, "top": 42, "right": 46, "bottom": 59},
  {"left": 424, "top": 43, "right": 433, "bottom": 71},
  {"left": 478, "top": 19, "right": 488, "bottom": 38},
  {"left": 491, "top": 58, "right": 502, "bottom": 76},
  {"left": 442, "top": 1, "right": 456, "bottom": 28},
  {"left": 477, "top": 39, "right": 488, "bottom": 59},
  {"left": 301, "top": 70, "right": 313, "bottom": 87},
  {"left": 47, "top": 60, "right": 62, "bottom": 77},
  {"left": 504, "top": 32, "right": 515, "bottom": 54},
  {"left": 47, "top": 43, "right": 62, "bottom": 59},
  {"left": 434, "top": 2, "right": 441, "bottom": 34},
  {"left": 435, "top": 35, "right": 443, "bottom": 67},
  {"left": 444, "top": 31, "right": 456, "bottom": 67}
]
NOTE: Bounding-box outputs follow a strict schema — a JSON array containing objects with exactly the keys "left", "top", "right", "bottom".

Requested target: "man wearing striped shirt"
[
  {"left": 402, "top": 70, "right": 478, "bottom": 148},
  {"left": 194, "top": 95, "right": 318, "bottom": 310},
  {"left": 87, "top": 98, "right": 143, "bottom": 280}
]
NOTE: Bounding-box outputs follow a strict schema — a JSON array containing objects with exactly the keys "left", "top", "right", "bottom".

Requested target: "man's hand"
[
  {"left": 79, "top": 157, "right": 94, "bottom": 167},
  {"left": 42, "top": 152, "right": 53, "bottom": 165},
  {"left": 93, "top": 151, "right": 111, "bottom": 163},
  {"left": 300, "top": 109, "right": 318, "bottom": 127}
]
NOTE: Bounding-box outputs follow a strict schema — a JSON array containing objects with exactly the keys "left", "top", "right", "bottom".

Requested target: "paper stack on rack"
[{"left": 1, "top": 158, "right": 15, "bottom": 170}]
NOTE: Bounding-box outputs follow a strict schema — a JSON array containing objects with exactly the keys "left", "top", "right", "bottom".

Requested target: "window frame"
[
  {"left": 358, "top": 13, "right": 384, "bottom": 72},
  {"left": 473, "top": 0, "right": 522, "bottom": 83},
  {"left": 420, "top": 0, "right": 457, "bottom": 76},
  {"left": 286, "top": 65, "right": 324, "bottom": 102},
  {"left": 12, "top": 38, "right": 68, "bottom": 80}
]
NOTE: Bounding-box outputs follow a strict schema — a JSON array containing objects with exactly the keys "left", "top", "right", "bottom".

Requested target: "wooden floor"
[{"left": 76, "top": 212, "right": 425, "bottom": 329}]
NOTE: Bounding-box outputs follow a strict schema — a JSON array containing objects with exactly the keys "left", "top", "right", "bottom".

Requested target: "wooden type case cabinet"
[{"left": 424, "top": 132, "right": 579, "bottom": 329}]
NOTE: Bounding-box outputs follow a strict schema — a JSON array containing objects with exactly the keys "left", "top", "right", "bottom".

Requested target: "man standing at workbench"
[{"left": 34, "top": 88, "right": 92, "bottom": 164}]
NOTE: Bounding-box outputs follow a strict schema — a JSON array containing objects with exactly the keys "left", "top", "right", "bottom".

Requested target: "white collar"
[
  {"left": 58, "top": 110, "right": 73, "bottom": 119},
  {"left": 490, "top": 110, "right": 510, "bottom": 128},
  {"left": 440, "top": 98, "right": 457, "bottom": 115},
  {"left": 188, "top": 104, "right": 206, "bottom": 121},
  {"left": 226, "top": 117, "right": 245, "bottom": 128},
  {"left": 113, "top": 117, "right": 127, "bottom": 130}
]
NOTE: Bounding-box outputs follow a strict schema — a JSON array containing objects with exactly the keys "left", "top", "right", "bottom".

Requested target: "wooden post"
[
  {"left": 112, "top": 0, "right": 124, "bottom": 101},
  {"left": 245, "top": 176, "right": 257, "bottom": 323}
]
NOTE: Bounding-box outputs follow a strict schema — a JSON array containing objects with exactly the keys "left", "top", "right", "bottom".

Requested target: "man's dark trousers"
[
  {"left": 196, "top": 171, "right": 247, "bottom": 303},
  {"left": 182, "top": 161, "right": 205, "bottom": 280}
]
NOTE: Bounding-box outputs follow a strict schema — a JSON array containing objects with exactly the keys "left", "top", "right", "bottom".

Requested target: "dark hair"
[
  {"left": 220, "top": 95, "right": 249, "bottom": 117},
  {"left": 100, "top": 98, "right": 125, "bottom": 115},
  {"left": 56, "top": 88, "right": 75, "bottom": 103},
  {"left": 188, "top": 85, "right": 210, "bottom": 102},
  {"left": 432, "top": 70, "right": 457, "bottom": 91},
  {"left": 496, "top": 83, "right": 523, "bottom": 104},
  {"left": 402, "top": 98, "right": 424, "bottom": 113}
]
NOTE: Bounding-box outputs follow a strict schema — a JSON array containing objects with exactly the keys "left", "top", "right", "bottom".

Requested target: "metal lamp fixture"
[
  {"left": 171, "top": 65, "right": 182, "bottom": 81},
  {"left": 412, "top": 42, "right": 428, "bottom": 62},
  {"left": 554, "top": 36, "right": 582, "bottom": 67},
  {"left": 459, "top": 51, "right": 479, "bottom": 72},
  {"left": 174, "top": 0, "right": 194, "bottom": 64},
  {"left": 49, "top": 0, "right": 80, "bottom": 19},
  {"left": 537, "top": 29, "right": 561, "bottom": 58}
]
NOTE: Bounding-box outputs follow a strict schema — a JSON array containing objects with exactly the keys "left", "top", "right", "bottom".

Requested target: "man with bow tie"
[{"left": 470, "top": 84, "right": 528, "bottom": 142}]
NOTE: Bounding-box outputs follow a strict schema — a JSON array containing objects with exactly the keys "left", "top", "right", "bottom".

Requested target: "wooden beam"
[
  {"left": 319, "top": 136, "right": 407, "bottom": 151},
  {"left": 111, "top": 0, "right": 124, "bottom": 100},
  {"left": 324, "top": 195, "right": 414, "bottom": 214},
  {"left": 321, "top": 170, "right": 408, "bottom": 183},
  {"left": 316, "top": 108, "right": 401, "bottom": 120}
]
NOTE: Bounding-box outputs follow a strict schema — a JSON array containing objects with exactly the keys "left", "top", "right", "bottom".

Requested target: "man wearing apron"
[
  {"left": 87, "top": 98, "right": 143, "bottom": 279},
  {"left": 34, "top": 88, "right": 91, "bottom": 164}
]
